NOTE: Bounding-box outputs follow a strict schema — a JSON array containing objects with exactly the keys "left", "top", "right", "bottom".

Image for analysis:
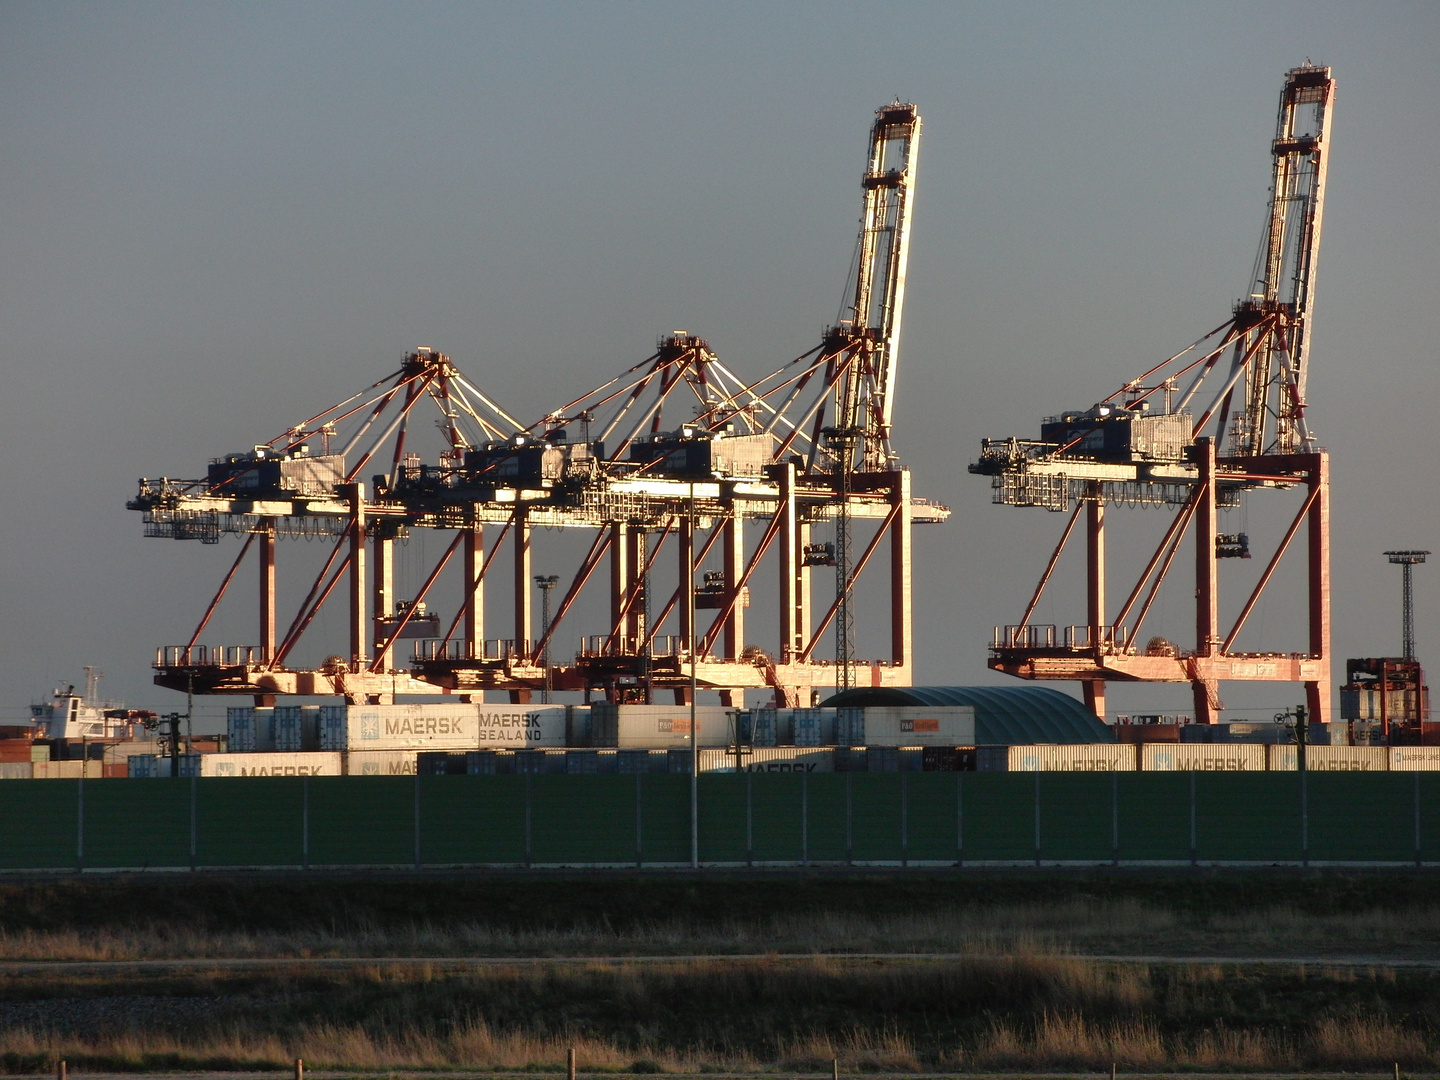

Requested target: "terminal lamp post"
[
  {"left": 535, "top": 575, "right": 559, "bottom": 704},
  {"left": 1385, "top": 551, "right": 1429, "bottom": 662}
]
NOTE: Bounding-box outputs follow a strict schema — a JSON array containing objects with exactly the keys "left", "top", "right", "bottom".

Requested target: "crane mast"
[
  {"left": 829, "top": 101, "right": 920, "bottom": 473},
  {"left": 970, "top": 64, "right": 1336, "bottom": 726}
]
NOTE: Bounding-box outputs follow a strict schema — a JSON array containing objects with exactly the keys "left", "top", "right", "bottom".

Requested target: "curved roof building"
[{"left": 820, "top": 685, "right": 1113, "bottom": 744}]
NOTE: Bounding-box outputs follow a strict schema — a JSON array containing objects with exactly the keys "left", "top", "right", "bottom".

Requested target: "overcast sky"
[{"left": 1, "top": 2, "right": 1436, "bottom": 727}]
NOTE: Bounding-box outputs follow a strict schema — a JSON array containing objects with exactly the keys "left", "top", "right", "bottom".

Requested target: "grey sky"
[{"left": 1, "top": 2, "right": 1436, "bottom": 726}]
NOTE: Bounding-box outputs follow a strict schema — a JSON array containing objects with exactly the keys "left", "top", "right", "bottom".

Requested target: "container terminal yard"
[{"left": 2, "top": 64, "right": 1437, "bottom": 871}]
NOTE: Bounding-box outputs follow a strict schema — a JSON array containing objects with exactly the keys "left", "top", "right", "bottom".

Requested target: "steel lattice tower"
[{"left": 1385, "top": 551, "right": 1429, "bottom": 661}]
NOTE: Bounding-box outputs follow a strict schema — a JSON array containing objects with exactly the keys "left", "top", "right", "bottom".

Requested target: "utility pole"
[
  {"left": 535, "top": 575, "right": 559, "bottom": 703},
  {"left": 1385, "top": 551, "right": 1429, "bottom": 661}
]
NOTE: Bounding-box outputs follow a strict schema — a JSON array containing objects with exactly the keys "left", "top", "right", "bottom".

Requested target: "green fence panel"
[
  {"left": 851, "top": 772, "right": 903, "bottom": 862},
  {"left": 308, "top": 776, "right": 413, "bottom": 866},
  {"left": 419, "top": 775, "right": 526, "bottom": 865},
  {"left": 1039, "top": 773, "right": 1114, "bottom": 862},
  {"left": 197, "top": 777, "right": 304, "bottom": 867},
  {"left": 749, "top": 774, "right": 803, "bottom": 863},
  {"left": 1308, "top": 773, "right": 1413, "bottom": 862},
  {"left": 1117, "top": 773, "right": 1191, "bottom": 861},
  {"left": 804, "top": 774, "right": 848, "bottom": 863},
  {"left": 530, "top": 776, "right": 635, "bottom": 865},
  {"left": 639, "top": 775, "right": 690, "bottom": 864},
  {"left": 1419, "top": 773, "right": 1440, "bottom": 864},
  {"left": 908, "top": 773, "right": 960, "bottom": 862},
  {"left": 83, "top": 779, "right": 192, "bottom": 869},
  {"left": 698, "top": 775, "right": 749, "bottom": 863},
  {"left": 0, "top": 781, "right": 78, "bottom": 870},
  {"left": 1197, "top": 773, "right": 1301, "bottom": 862},
  {"left": 963, "top": 773, "right": 1036, "bottom": 862}
]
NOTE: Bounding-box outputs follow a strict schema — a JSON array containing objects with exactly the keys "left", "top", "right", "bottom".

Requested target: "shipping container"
[
  {"left": 834, "top": 746, "right": 867, "bottom": 772},
  {"left": 1389, "top": 746, "right": 1440, "bottom": 770},
  {"left": 699, "top": 747, "right": 834, "bottom": 773},
  {"left": 1352, "top": 721, "right": 1386, "bottom": 746},
  {"left": 1306, "top": 723, "right": 1351, "bottom": 746},
  {"left": 590, "top": 704, "right": 736, "bottom": 748},
  {"left": 978, "top": 745, "right": 1137, "bottom": 771},
  {"left": 197, "top": 752, "right": 342, "bottom": 777},
  {"left": 790, "top": 709, "right": 837, "bottom": 747},
  {"left": 227, "top": 706, "right": 275, "bottom": 752},
  {"left": 1142, "top": 744, "right": 1265, "bottom": 771},
  {"left": 466, "top": 750, "right": 515, "bottom": 775},
  {"left": 320, "top": 702, "right": 571, "bottom": 750},
  {"left": 417, "top": 751, "right": 468, "bottom": 775},
  {"left": 1114, "top": 724, "right": 1181, "bottom": 743},
  {"left": 836, "top": 708, "right": 865, "bottom": 746},
  {"left": 1269, "top": 745, "right": 1388, "bottom": 771},
  {"left": 745, "top": 708, "right": 779, "bottom": 746},
  {"left": 841, "top": 707, "right": 975, "bottom": 747},
  {"left": 616, "top": 749, "right": 667, "bottom": 774},
  {"left": 922, "top": 746, "right": 978, "bottom": 771},
  {"left": 1180, "top": 725, "right": 1214, "bottom": 742},
  {"left": 1341, "top": 687, "right": 1427, "bottom": 721},
  {"left": 0, "top": 762, "right": 31, "bottom": 780},
  {"left": 345, "top": 750, "right": 419, "bottom": 776},
  {"left": 1215, "top": 722, "right": 1292, "bottom": 744}
]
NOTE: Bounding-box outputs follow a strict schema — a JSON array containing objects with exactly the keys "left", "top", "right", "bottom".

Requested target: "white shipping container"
[
  {"left": 33, "top": 761, "right": 86, "bottom": 779},
  {"left": 0, "top": 762, "right": 31, "bottom": 780},
  {"left": 227, "top": 707, "right": 275, "bottom": 752},
  {"left": 345, "top": 750, "right": 419, "bottom": 776},
  {"left": 978, "top": 745, "right": 1136, "bottom": 771},
  {"left": 1269, "top": 745, "right": 1388, "bottom": 771},
  {"left": 591, "top": 704, "right": 736, "bottom": 748},
  {"left": 789, "top": 709, "right": 837, "bottom": 747},
  {"left": 699, "top": 747, "right": 835, "bottom": 773},
  {"left": 200, "top": 752, "right": 342, "bottom": 777},
  {"left": 850, "top": 707, "right": 975, "bottom": 746},
  {"left": 1390, "top": 747, "right": 1440, "bottom": 770},
  {"left": 1142, "top": 744, "right": 1265, "bottom": 771},
  {"left": 323, "top": 703, "right": 570, "bottom": 750}
]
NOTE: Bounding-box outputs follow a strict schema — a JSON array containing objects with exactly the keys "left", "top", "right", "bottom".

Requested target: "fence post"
[
  {"left": 301, "top": 776, "right": 310, "bottom": 870},
  {"left": 413, "top": 770, "right": 422, "bottom": 870},
  {"left": 1300, "top": 767, "right": 1309, "bottom": 867},
  {"left": 1111, "top": 769, "right": 1119, "bottom": 866},
  {"left": 294, "top": 1058, "right": 303, "bottom": 1080},
  {"left": 635, "top": 771, "right": 643, "bottom": 869},
  {"left": 567, "top": 1047, "right": 576, "bottom": 1080},
  {"left": 1189, "top": 771, "right": 1197, "bottom": 866},
  {"left": 1033, "top": 770, "right": 1041, "bottom": 867},
  {"left": 845, "top": 771, "right": 853, "bottom": 866},
  {"left": 524, "top": 772, "right": 533, "bottom": 869},
  {"left": 801, "top": 770, "right": 809, "bottom": 867},
  {"left": 1415, "top": 771, "right": 1423, "bottom": 868},
  {"left": 900, "top": 771, "right": 909, "bottom": 867},
  {"left": 57, "top": 1061, "right": 66, "bottom": 1080},
  {"left": 190, "top": 773, "right": 198, "bottom": 871},
  {"left": 955, "top": 772, "right": 963, "bottom": 868},
  {"left": 745, "top": 770, "right": 753, "bottom": 867},
  {"left": 76, "top": 775, "right": 84, "bottom": 872}
]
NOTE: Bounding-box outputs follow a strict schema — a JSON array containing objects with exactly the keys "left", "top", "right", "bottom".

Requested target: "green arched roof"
[{"left": 819, "top": 685, "right": 1113, "bottom": 745}]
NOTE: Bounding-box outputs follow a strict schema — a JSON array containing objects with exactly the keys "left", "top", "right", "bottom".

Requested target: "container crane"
[
  {"left": 970, "top": 65, "right": 1336, "bottom": 724},
  {"left": 130, "top": 105, "right": 948, "bottom": 708}
]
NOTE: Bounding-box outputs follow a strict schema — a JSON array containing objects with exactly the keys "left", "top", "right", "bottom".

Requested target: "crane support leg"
[
  {"left": 723, "top": 514, "right": 744, "bottom": 660},
  {"left": 1306, "top": 450, "right": 1332, "bottom": 723},
  {"left": 1193, "top": 440, "right": 1221, "bottom": 723},
  {"left": 463, "top": 524, "right": 484, "bottom": 659},
  {"left": 346, "top": 483, "right": 368, "bottom": 669},
  {"left": 258, "top": 521, "right": 276, "bottom": 665},
  {"left": 1084, "top": 492, "right": 1106, "bottom": 720},
  {"left": 891, "top": 469, "right": 913, "bottom": 669},
  {"left": 372, "top": 523, "right": 394, "bottom": 657}
]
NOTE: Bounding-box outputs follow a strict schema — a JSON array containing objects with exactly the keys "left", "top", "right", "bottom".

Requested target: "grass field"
[{"left": 4, "top": 872, "right": 1440, "bottom": 1073}]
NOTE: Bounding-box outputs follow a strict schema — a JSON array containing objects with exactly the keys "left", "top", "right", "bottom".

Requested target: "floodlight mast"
[{"left": 1385, "top": 551, "right": 1429, "bottom": 662}]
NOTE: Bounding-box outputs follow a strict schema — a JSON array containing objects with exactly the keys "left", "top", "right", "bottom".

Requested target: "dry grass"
[{"left": 5, "top": 898, "right": 1440, "bottom": 962}]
